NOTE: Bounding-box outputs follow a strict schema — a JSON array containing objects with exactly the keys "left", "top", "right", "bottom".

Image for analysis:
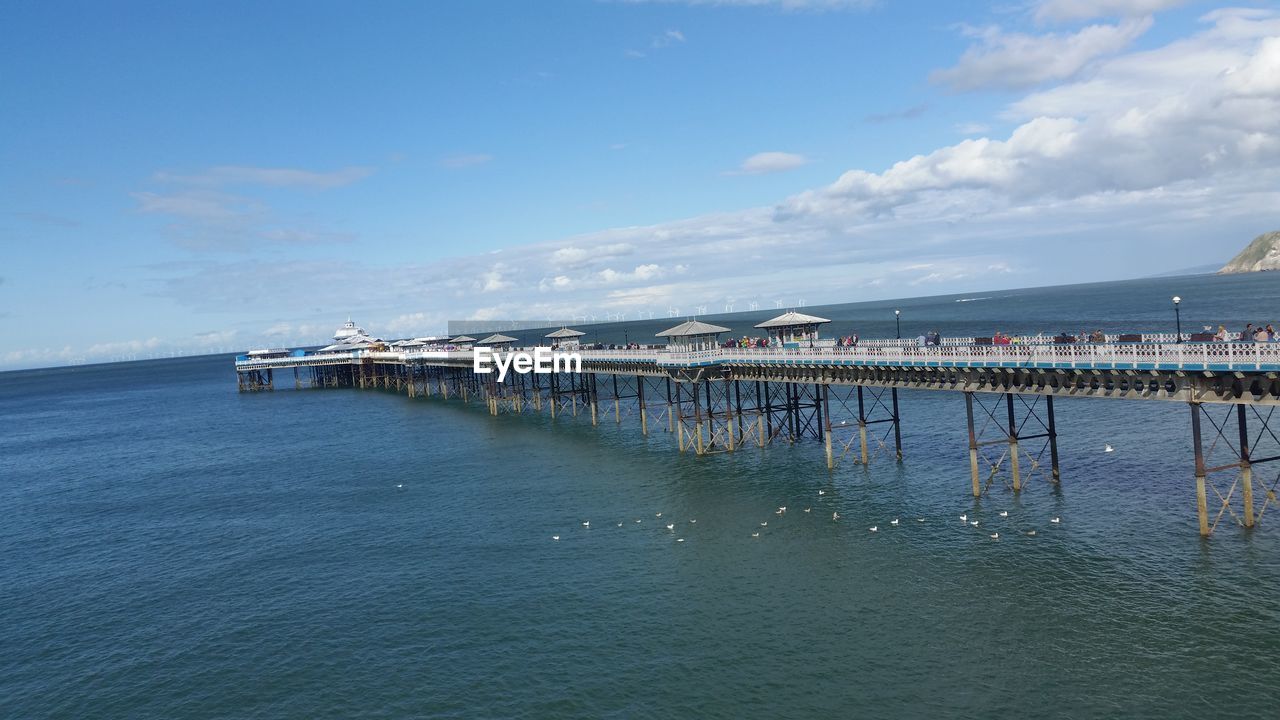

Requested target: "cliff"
[{"left": 1220, "top": 231, "right": 1280, "bottom": 274}]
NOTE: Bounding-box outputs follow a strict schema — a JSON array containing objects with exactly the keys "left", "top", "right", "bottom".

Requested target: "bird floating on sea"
[
  {"left": 1105, "top": 444, "right": 1114, "bottom": 453},
  {"left": 960, "top": 514, "right": 968, "bottom": 522},
  {"left": 804, "top": 507, "right": 811, "bottom": 513},
  {"left": 818, "top": 490, "right": 826, "bottom": 496},
  {"left": 666, "top": 523, "right": 675, "bottom": 531},
  {"left": 998, "top": 510, "right": 1008, "bottom": 518},
  {"left": 752, "top": 532, "right": 760, "bottom": 538},
  {"left": 832, "top": 512, "right": 840, "bottom": 521},
  {"left": 869, "top": 526, "right": 878, "bottom": 532},
  {"left": 990, "top": 532, "right": 1000, "bottom": 540},
  {"left": 1026, "top": 530, "right": 1037, "bottom": 536},
  {"left": 1051, "top": 517, "right": 1061, "bottom": 524},
  {"left": 890, "top": 519, "right": 899, "bottom": 526},
  {"left": 970, "top": 520, "right": 979, "bottom": 527},
  {"left": 760, "top": 521, "right": 768, "bottom": 527}
]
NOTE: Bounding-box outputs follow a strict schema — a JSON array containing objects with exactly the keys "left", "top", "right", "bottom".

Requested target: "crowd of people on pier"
[
  {"left": 718, "top": 336, "right": 772, "bottom": 348},
  {"left": 1217, "top": 324, "right": 1277, "bottom": 342}
]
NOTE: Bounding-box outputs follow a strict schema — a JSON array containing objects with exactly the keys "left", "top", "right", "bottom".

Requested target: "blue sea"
[{"left": 4, "top": 272, "right": 1280, "bottom": 718}]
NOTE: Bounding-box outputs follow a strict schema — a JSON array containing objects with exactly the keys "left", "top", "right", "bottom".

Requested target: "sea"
[{"left": 3, "top": 272, "right": 1280, "bottom": 719}]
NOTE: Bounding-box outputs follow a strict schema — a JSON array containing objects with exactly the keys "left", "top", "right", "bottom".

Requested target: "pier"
[{"left": 235, "top": 323, "right": 1280, "bottom": 537}]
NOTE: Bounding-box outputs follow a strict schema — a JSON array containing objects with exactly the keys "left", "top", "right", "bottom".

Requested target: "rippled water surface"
[{"left": 4, "top": 273, "right": 1280, "bottom": 718}]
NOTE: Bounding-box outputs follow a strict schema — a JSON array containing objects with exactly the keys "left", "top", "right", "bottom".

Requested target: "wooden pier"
[{"left": 236, "top": 337, "right": 1280, "bottom": 537}]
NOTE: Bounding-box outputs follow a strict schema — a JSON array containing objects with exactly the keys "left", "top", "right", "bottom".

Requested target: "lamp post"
[
  {"left": 1173, "top": 296, "right": 1182, "bottom": 343},
  {"left": 895, "top": 309, "right": 901, "bottom": 339}
]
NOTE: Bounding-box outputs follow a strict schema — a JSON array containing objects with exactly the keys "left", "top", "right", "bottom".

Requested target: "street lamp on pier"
[
  {"left": 895, "top": 309, "right": 901, "bottom": 339},
  {"left": 1173, "top": 296, "right": 1182, "bottom": 343}
]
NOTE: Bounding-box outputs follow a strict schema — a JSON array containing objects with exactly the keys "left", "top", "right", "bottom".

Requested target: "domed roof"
[{"left": 334, "top": 319, "right": 367, "bottom": 341}]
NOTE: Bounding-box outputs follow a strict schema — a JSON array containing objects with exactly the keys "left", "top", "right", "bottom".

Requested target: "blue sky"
[{"left": 2, "top": 0, "right": 1279, "bottom": 367}]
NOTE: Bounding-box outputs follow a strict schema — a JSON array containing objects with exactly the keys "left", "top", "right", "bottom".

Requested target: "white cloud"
[
  {"left": 133, "top": 189, "right": 353, "bottom": 251},
  {"left": 551, "top": 243, "right": 634, "bottom": 267},
  {"left": 479, "top": 264, "right": 513, "bottom": 292},
  {"left": 133, "top": 190, "right": 264, "bottom": 221},
  {"left": 155, "top": 165, "right": 373, "bottom": 189},
  {"left": 955, "top": 122, "right": 992, "bottom": 135},
  {"left": 653, "top": 29, "right": 686, "bottom": 47},
  {"left": 598, "top": 264, "right": 667, "bottom": 284},
  {"left": 733, "top": 151, "right": 810, "bottom": 175},
  {"left": 439, "top": 154, "right": 494, "bottom": 169},
  {"left": 1034, "top": 0, "right": 1187, "bottom": 23},
  {"left": 384, "top": 312, "right": 448, "bottom": 337},
  {"left": 778, "top": 10, "right": 1278, "bottom": 224},
  {"left": 932, "top": 17, "right": 1152, "bottom": 91}
]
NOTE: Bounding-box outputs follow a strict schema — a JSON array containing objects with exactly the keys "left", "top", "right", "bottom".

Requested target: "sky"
[{"left": 2, "top": 0, "right": 1279, "bottom": 368}]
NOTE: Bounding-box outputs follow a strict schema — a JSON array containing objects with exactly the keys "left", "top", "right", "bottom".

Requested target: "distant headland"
[{"left": 1220, "top": 231, "right": 1280, "bottom": 274}]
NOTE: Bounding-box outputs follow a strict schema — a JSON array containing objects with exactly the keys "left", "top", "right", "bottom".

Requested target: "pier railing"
[
  {"left": 650, "top": 341, "right": 1280, "bottom": 371},
  {"left": 233, "top": 340, "right": 1280, "bottom": 373}
]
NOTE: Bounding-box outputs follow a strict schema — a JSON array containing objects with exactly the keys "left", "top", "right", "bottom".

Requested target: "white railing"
[
  {"left": 235, "top": 340, "right": 1280, "bottom": 373},
  {"left": 711, "top": 342, "right": 1280, "bottom": 370}
]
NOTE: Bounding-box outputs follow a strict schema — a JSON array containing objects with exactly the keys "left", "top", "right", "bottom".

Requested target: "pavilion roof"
[
  {"left": 656, "top": 320, "right": 732, "bottom": 338},
  {"left": 754, "top": 311, "right": 832, "bottom": 329},
  {"left": 545, "top": 327, "right": 586, "bottom": 338}
]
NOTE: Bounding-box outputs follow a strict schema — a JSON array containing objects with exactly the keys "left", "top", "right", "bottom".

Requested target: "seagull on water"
[
  {"left": 916, "top": 518, "right": 926, "bottom": 523},
  {"left": 617, "top": 522, "right": 623, "bottom": 527},
  {"left": 395, "top": 484, "right": 404, "bottom": 488},
  {"left": 1026, "top": 530, "right": 1037, "bottom": 536},
  {"left": 582, "top": 521, "right": 590, "bottom": 527},
  {"left": 552, "top": 535, "right": 560, "bottom": 541},
  {"left": 655, "top": 512, "right": 662, "bottom": 518},
  {"left": 689, "top": 519, "right": 697, "bottom": 524},
  {"left": 818, "top": 490, "right": 826, "bottom": 496},
  {"left": 890, "top": 518, "right": 899, "bottom": 526},
  {"left": 1051, "top": 517, "right": 1061, "bottom": 524},
  {"left": 832, "top": 512, "right": 840, "bottom": 521},
  {"left": 960, "top": 514, "right": 968, "bottom": 522},
  {"left": 666, "top": 523, "right": 675, "bottom": 531},
  {"left": 778, "top": 506, "right": 787, "bottom": 514},
  {"left": 998, "top": 510, "right": 1008, "bottom": 518},
  {"left": 752, "top": 532, "right": 760, "bottom": 538},
  {"left": 970, "top": 520, "right": 979, "bottom": 527},
  {"left": 1105, "top": 444, "right": 1114, "bottom": 453},
  {"left": 869, "top": 526, "right": 878, "bottom": 532},
  {"left": 990, "top": 532, "right": 1000, "bottom": 540},
  {"left": 760, "top": 521, "right": 768, "bottom": 527},
  {"left": 635, "top": 519, "right": 642, "bottom": 523},
  {"left": 804, "top": 507, "right": 811, "bottom": 513},
  {"left": 676, "top": 538, "right": 685, "bottom": 543}
]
